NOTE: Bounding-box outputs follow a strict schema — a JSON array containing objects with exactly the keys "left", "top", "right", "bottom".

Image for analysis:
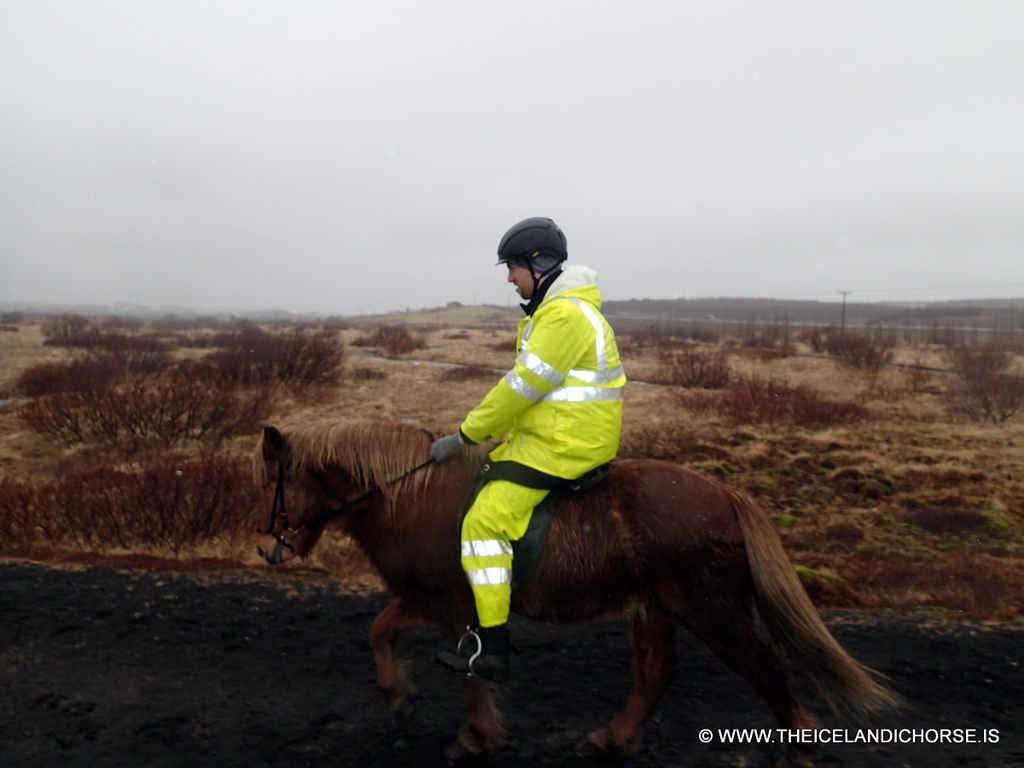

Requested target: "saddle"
[{"left": 460, "top": 460, "right": 612, "bottom": 582}]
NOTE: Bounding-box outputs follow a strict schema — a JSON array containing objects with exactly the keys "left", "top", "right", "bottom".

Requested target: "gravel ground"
[{"left": 0, "top": 561, "right": 1021, "bottom": 767}]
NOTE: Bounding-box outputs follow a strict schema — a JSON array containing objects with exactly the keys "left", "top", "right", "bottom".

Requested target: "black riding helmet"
[
  {"left": 496, "top": 217, "right": 568, "bottom": 314},
  {"left": 496, "top": 217, "right": 567, "bottom": 271}
]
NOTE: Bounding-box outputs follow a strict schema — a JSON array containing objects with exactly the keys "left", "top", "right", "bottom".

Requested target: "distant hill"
[
  {"left": 345, "top": 303, "right": 521, "bottom": 328},
  {"left": 4, "top": 296, "right": 1021, "bottom": 333},
  {"left": 602, "top": 296, "right": 1024, "bottom": 330},
  {"left": 347, "top": 296, "right": 1024, "bottom": 333}
]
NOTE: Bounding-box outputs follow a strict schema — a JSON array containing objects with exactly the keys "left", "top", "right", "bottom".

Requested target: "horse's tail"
[{"left": 729, "top": 488, "right": 901, "bottom": 716}]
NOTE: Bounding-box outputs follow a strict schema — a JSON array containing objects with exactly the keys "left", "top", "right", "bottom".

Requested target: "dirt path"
[{"left": 1, "top": 562, "right": 1021, "bottom": 767}]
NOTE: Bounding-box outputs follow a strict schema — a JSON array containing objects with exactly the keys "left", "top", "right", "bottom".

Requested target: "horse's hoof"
[
  {"left": 575, "top": 730, "right": 610, "bottom": 758},
  {"left": 544, "top": 729, "right": 582, "bottom": 749},
  {"left": 445, "top": 733, "right": 511, "bottom": 762},
  {"left": 444, "top": 741, "right": 473, "bottom": 762},
  {"left": 394, "top": 695, "right": 419, "bottom": 726},
  {"left": 444, "top": 733, "right": 487, "bottom": 762},
  {"left": 577, "top": 728, "right": 643, "bottom": 757}
]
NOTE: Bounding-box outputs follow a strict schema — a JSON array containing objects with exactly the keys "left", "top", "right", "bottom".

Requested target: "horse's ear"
[{"left": 262, "top": 426, "right": 287, "bottom": 460}]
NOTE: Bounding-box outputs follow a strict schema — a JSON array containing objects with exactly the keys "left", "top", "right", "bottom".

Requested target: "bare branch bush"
[
  {"left": 438, "top": 365, "right": 496, "bottom": 382},
  {"left": 25, "top": 327, "right": 174, "bottom": 393},
  {"left": 91, "top": 332, "right": 175, "bottom": 373},
  {"left": 15, "top": 355, "right": 126, "bottom": 396},
  {"left": 41, "top": 314, "right": 97, "bottom": 346},
  {"left": 649, "top": 347, "right": 732, "bottom": 389},
  {"left": 677, "top": 375, "right": 875, "bottom": 427},
  {"left": 352, "top": 325, "right": 427, "bottom": 357},
  {"left": 824, "top": 331, "right": 896, "bottom": 371},
  {"left": 0, "top": 455, "right": 259, "bottom": 554},
  {"left": 0, "top": 478, "right": 34, "bottom": 547},
  {"left": 20, "top": 362, "right": 272, "bottom": 452},
  {"left": 945, "top": 343, "right": 1024, "bottom": 423},
  {"left": 204, "top": 326, "right": 344, "bottom": 386},
  {"left": 624, "top": 324, "right": 719, "bottom": 350}
]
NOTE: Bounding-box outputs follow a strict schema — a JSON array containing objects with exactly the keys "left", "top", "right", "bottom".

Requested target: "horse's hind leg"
[
  {"left": 368, "top": 597, "right": 426, "bottom": 723},
  {"left": 681, "top": 597, "right": 819, "bottom": 767},
  {"left": 580, "top": 606, "right": 677, "bottom": 756}
]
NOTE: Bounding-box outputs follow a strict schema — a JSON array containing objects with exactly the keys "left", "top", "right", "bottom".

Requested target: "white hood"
[{"left": 546, "top": 264, "right": 599, "bottom": 298}]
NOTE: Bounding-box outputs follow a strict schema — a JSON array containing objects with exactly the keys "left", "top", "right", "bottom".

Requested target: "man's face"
[{"left": 507, "top": 262, "right": 534, "bottom": 299}]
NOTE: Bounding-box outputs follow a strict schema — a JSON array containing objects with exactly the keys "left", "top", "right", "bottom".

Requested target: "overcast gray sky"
[{"left": 2, "top": 1, "right": 1023, "bottom": 315}]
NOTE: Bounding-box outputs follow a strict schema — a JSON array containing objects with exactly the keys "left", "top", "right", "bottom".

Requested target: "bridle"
[
  {"left": 257, "top": 448, "right": 435, "bottom": 564},
  {"left": 256, "top": 448, "right": 298, "bottom": 564}
]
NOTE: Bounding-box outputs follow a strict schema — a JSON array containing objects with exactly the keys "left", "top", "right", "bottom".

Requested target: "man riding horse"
[{"left": 431, "top": 217, "right": 627, "bottom": 682}]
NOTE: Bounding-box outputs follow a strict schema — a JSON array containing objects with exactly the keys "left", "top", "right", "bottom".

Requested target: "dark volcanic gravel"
[{"left": 0, "top": 562, "right": 1021, "bottom": 767}]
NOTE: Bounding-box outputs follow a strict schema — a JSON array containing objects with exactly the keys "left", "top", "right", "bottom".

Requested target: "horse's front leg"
[
  {"left": 581, "top": 607, "right": 677, "bottom": 756},
  {"left": 368, "top": 597, "right": 426, "bottom": 723},
  {"left": 436, "top": 625, "right": 507, "bottom": 760}
]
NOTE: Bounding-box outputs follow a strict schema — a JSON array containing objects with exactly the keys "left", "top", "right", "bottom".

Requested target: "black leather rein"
[{"left": 257, "top": 449, "right": 435, "bottom": 564}]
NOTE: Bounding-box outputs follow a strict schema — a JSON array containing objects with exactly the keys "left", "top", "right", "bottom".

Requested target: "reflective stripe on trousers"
[{"left": 460, "top": 479, "right": 550, "bottom": 627}]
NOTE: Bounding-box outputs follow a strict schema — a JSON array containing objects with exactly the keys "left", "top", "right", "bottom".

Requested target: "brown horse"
[{"left": 253, "top": 418, "right": 899, "bottom": 766}]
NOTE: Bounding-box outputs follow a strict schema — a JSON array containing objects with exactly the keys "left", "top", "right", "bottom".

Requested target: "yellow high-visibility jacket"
[{"left": 460, "top": 265, "right": 626, "bottom": 479}]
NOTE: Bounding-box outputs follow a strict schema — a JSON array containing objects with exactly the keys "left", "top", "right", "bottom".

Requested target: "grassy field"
[{"left": 1, "top": 316, "right": 1022, "bottom": 619}]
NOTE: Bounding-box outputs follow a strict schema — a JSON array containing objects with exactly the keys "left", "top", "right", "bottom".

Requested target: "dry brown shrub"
[
  {"left": 944, "top": 343, "right": 1024, "bottom": 423},
  {"left": 15, "top": 355, "right": 125, "bottom": 396},
  {"left": 0, "top": 454, "right": 259, "bottom": 554},
  {"left": 618, "top": 420, "right": 732, "bottom": 463},
  {"left": 649, "top": 347, "right": 732, "bottom": 388},
  {"left": 40, "top": 314, "right": 96, "bottom": 346},
  {"left": 902, "top": 507, "right": 991, "bottom": 535},
  {"left": 93, "top": 333, "right": 174, "bottom": 373},
  {"left": 829, "top": 468, "right": 894, "bottom": 499},
  {"left": 350, "top": 366, "right": 389, "bottom": 381},
  {"left": 896, "top": 466, "right": 987, "bottom": 493},
  {"left": 33, "top": 318, "right": 175, "bottom": 372},
  {"left": 824, "top": 331, "right": 896, "bottom": 371},
  {"left": 847, "top": 553, "right": 1024, "bottom": 613},
  {"left": 20, "top": 363, "right": 271, "bottom": 452},
  {"left": 824, "top": 522, "right": 865, "bottom": 544},
  {"left": 678, "top": 376, "right": 875, "bottom": 427},
  {"left": 352, "top": 325, "right": 427, "bottom": 357},
  {"left": 204, "top": 326, "right": 344, "bottom": 386},
  {"left": 0, "top": 477, "right": 34, "bottom": 544},
  {"left": 101, "top": 315, "right": 146, "bottom": 331},
  {"left": 438, "top": 365, "right": 495, "bottom": 382}
]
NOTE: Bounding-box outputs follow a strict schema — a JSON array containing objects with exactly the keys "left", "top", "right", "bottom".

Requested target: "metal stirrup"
[{"left": 456, "top": 627, "right": 483, "bottom": 675}]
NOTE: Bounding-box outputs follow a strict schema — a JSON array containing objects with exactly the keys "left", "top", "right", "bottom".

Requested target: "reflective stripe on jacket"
[{"left": 460, "top": 265, "right": 625, "bottom": 479}]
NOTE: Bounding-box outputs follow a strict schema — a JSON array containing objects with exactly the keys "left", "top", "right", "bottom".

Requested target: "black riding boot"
[{"left": 436, "top": 624, "right": 511, "bottom": 683}]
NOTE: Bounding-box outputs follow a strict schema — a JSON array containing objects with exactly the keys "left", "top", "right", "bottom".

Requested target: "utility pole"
[{"left": 837, "top": 291, "right": 851, "bottom": 331}]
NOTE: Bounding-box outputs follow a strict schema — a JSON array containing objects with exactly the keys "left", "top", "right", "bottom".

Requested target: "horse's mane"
[{"left": 254, "top": 418, "right": 479, "bottom": 503}]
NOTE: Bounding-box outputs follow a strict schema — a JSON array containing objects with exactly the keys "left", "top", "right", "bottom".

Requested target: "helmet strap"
[{"left": 521, "top": 265, "right": 562, "bottom": 316}]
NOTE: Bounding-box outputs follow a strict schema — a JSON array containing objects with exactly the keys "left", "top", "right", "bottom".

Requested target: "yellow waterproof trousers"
[{"left": 460, "top": 479, "right": 550, "bottom": 628}]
